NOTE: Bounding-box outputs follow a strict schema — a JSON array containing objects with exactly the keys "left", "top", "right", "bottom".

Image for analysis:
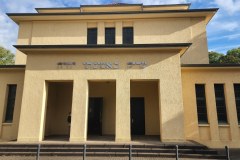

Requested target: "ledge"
[{"left": 0, "top": 65, "right": 26, "bottom": 69}]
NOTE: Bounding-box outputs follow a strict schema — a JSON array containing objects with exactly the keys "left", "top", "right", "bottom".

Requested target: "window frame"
[
  {"left": 4, "top": 84, "right": 17, "bottom": 123},
  {"left": 105, "top": 27, "right": 116, "bottom": 45},
  {"left": 195, "top": 84, "right": 209, "bottom": 124},
  {"left": 87, "top": 28, "right": 98, "bottom": 45},
  {"left": 234, "top": 83, "right": 240, "bottom": 124},
  {"left": 214, "top": 84, "right": 228, "bottom": 124},
  {"left": 123, "top": 27, "right": 134, "bottom": 44}
]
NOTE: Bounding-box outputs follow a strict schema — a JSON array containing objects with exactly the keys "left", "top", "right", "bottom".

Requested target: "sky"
[{"left": 0, "top": 0, "right": 240, "bottom": 54}]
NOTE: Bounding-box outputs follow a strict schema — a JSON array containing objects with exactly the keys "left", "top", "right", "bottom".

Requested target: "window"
[
  {"left": 87, "top": 28, "right": 97, "bottom": 45},
  {"left": 214, "top": 84, "right": 228, "bottom": 124},
  {"left": 123, "top": 27, "right": 133, "bottom": 44},
  {"left": 105, "top": 28, "right": 115, "bottom": 44},
  {"left": 195, "top": 84, "right": 208, "bottom": 124},
  {"left": 4, "top": 85, "right": 17, "bottom": 123},
  {"left": 234, "top": 84, "right": 240, "bottom": 124}
]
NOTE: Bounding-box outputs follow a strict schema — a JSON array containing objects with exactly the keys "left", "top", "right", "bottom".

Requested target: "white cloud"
[
  {"left": 209, "top": 33, "right": 240, "bottom": 41},
  {"left": 214, "top": 0, "right": 240, "bottom": 14},
  {"left": 210, "top": 44, "right": 240, "bottom": 52},
  {"left": 122, "top": 0, "right": 187, "bottom": 5}
]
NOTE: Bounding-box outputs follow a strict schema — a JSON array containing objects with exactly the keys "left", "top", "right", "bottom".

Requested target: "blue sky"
[{"left": 0, "top": 0, "right": 239, "bottom": 54}]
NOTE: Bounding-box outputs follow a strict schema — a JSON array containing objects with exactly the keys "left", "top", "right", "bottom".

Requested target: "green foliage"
[
  {"left": 209, "top": 47, "right": 240, "bottom": 64},
  {"left": 209, "top": 51, "right": 224, "bottom": 64},
  {"left": 0, "top": 46, "right": 15, "bottom": 65}
]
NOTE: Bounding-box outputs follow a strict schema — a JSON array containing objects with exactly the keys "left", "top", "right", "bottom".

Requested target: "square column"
[
  {"left": 225, "top": 83, "right": 240, "bottom": 140},
  {"left": 159, "top": 79, "right": 185, "bottom": 142},
  {"left": 205, "top": 83, "right": 220, "bottom": 141},
  {"left": 18, "top": 76, "right": 47, "bottom": 142},
  {"left": 115, "top": 79, "right": 131, "bottom": 142},
  {"left": 70, "top": 79, "right": 88, "bottom": 142}
]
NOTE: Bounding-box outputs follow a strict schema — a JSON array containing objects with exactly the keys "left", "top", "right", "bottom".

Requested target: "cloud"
[
  {"left": 122, "top": 0, "right": 187, "bottom": 5},
  {"left": 209, "top": 33, "right": 240, "bottom": 41},
  {"left": 210, "top": 44, "right": 240, "bottom": 52},
  {"left": 214, "top": 0, "right": 240, "bottom": 14}
]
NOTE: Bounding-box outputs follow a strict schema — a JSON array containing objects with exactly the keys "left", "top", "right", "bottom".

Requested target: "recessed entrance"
[
  {"left": 44, "top": 81, "right": 73, "bottom": 141},
  {"left": 87, "top": 81, "right": 116, "bottom": 141},
  {"left": 131, "top": 97, "right": 145, "bottom": 135},
  {"left": 88, "top": 98, "right": 103, "bottom": 135},
  {"left": 130, "top": 80, "right": 160, "bottom": 141}
]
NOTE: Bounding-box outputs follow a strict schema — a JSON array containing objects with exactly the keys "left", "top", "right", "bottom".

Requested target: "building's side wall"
[
  {"left": 0, "top": 70, "right": 24, "bottom": 141},
  {"left": 15, "top": 17, "right": 208, "bottom": 64},
  {"left": 182, "top": 68, "right": 240, "bottom": 148}
]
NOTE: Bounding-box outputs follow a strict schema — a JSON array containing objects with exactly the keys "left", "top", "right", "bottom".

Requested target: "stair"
[{"left": 0, "top": 143, "right": 227, "bottom": 159}]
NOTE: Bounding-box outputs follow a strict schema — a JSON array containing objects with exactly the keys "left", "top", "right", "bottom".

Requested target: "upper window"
[
  {"left": 234, "top": 84, "right": 240, "bottom": 124},
  {"left": 195, "top": 84, "right": 208, "bottom": 124},
  {"left": 87, "top": 28, "right": 97, "bottom": 45},
  {"left": 123, "top": 27, "right": 133, "bottom": 44},
  {"left": 105, "top": 28, "right": 115, "bottom": 44},
  {"left": 4, "top": 84, "right": 17, "bottom": 123},
  {"left": 214, "top": 84, "right": 228, "bottom": 124}
]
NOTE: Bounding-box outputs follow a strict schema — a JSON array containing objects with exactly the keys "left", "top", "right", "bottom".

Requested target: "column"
[
  {"left": 116, "top": 21, "right": 122, "bottom": 44},
  {"left": 205, "top": 83, "right": 220, "bottom": 141},
  {"left": 159, "top": 79, "right": 185, "bottom": 142},
  {"left": 97, "top": 22, "right": 105, "bottom": 44},
  {"left": 18, "top": 75, "right": 47, "bottom": 142},
  {"left": 115, "top": 78, "right": 131, "bottom": 142},
  {"left": 225, "top": 83, "right": 240, "bottom": 140},
  {"left": 70, "top": 79, "right": 88, "bottom": 142}
]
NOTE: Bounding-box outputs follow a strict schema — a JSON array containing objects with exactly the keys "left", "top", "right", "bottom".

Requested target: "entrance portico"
[{"left": 16, "top": 44, "right": 188, "bottom": 143}]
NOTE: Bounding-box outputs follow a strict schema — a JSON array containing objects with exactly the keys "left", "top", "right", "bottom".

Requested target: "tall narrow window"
[
  {"left": 87, "top": 28, "right": 97, "bottom": 45},
  {"left": 234, "top": 84, "right": 240, "bottom": 124},
  {"left": 4, "top": 85, "right": 17, "bottom": 123},
  {"left": 123, "top": 27, "right": 133, "bottom": 44},
  {"left": 195, "top": 84, "right": 208, "bottom": 124},
  {"left": 214, "top": 84, "right": 228, "bottom": 124},
  {"left": 105, "top": 28, "right": 115, "bottom": 44}
]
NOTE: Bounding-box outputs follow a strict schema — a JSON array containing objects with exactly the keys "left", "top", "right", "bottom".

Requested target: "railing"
[{"left": 34, "top": 144, "right": 231, "bottom": 160}]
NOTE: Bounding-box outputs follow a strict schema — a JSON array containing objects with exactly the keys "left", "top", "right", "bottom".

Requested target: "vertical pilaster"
[
  {"left": 225, "top": 83, "right": 240, "bottom": 140},
  {"left": 97, "top": 22, "right": 105, "bottom": 44},
  {"left": 159, "top": 79, "right": 185, "bottom": 142},
  {"left": 205, "top": 83, "right": 220, "bottom": 141},
  {"left": 115, "top": 78, "right": 131, "bottom": 142},
  {"left": 70, "top": 79, "right": 89, "bottom": 142},
  {"left": 116, "top": 21, "right": 122, "bottom": 44}
]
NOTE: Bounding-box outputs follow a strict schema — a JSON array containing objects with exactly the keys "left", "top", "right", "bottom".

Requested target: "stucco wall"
[
  {"left": 182, "top": 68, "right": 240, "bottom": 148},
  {"left": 15, "top": 17, "right": 208, "bottom": 64},
  {"left": 44, "top": 82, "right": 73, "bottom": 137},
  {"left": 0, "top": 70, "right": 24, "bottom": 141},
  {"left": 17, "top": 50, "right": 184, "bottom": 142}
]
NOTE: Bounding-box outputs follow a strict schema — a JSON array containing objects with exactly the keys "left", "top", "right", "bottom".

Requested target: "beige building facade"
[{"left": 0, "top": 3, "right": 240, "bottom": 148}]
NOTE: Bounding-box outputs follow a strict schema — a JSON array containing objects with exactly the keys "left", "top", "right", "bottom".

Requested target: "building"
[{"left": 0, "top": 3, "right": 240, "bottom": 149}]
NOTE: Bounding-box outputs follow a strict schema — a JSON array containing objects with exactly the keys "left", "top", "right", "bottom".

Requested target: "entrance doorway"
[
  {"left": 87, "top": 81, "right": 116, "bottom": 141},
  {"left": 88, "top": 98, "right": 103, "bottom": 135},
  {"left": 44, "top": 81, "right": 73, "bottom": 141},
  {"left": 131, "top": 97, "right": 145, "bottom": 135}
]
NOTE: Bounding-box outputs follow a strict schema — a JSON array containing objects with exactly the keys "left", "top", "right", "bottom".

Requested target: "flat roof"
[
  {"left": 8, "top": 8, "right": 218, "bottom": 16},
  {"left": 35, "top": 3, "right": 191, "bottom": 10},
  {"left": 14, "top": 44, "right": 191, "bottom": 56},
  {"left": 0, "top": 65, "right": 26, "bottom": 69},
  {"left": 181, "top": 64, "right": 240, "bottom": 69}
]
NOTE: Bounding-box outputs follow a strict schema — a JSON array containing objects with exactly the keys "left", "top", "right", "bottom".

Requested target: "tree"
[
  {"left": 209, "top": 47, "right": 240, "bottom": 64},
  {"left": 209, "top": 51, "right": 224, "bottom": 64},
  {"left": 0, "top": 46, "right": 15, "bottom": 65}
]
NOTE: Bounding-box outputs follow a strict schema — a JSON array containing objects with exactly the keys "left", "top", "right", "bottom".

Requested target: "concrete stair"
[{"left": 0, "top": 144, "right": 227, "bottom": 159}]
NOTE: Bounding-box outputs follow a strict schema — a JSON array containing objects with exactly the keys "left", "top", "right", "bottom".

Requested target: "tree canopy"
[
  {"left": 0, "top": 46, "right": 15, "bottom": 65},
  {"left": 209, "top": 47, "right": 240, "bottom": 64}
]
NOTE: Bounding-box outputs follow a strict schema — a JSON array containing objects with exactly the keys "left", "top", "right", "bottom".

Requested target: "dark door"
[
  {"left": 88, "top": 98, "right": 103, "bottom": 135},
  {"left": 131, "top": 97, "right": 145, "bottom": 135}
]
